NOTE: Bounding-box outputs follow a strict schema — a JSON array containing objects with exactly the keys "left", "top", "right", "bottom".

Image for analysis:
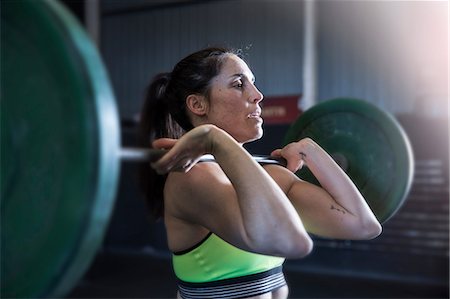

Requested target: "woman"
[{"left": 139, "top": 47, "right": 382, "bottom": 299}]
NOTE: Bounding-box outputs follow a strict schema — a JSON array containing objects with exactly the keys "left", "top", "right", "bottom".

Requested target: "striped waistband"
[{"left": 177, "top": 266, "right": 286, "bottom": 299}]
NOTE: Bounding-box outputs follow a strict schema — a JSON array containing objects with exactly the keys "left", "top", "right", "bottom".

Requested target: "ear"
[{"left": 186, "top": 94, "right": 208, "bottom": 116}]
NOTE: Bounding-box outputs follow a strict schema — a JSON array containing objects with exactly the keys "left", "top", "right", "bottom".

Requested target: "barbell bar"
[
  {"left": 1, "top": 0, "right": 414, "bottom": 298},
  {"left": 119, "top": 147, "right": 287, "bottom": 166}
]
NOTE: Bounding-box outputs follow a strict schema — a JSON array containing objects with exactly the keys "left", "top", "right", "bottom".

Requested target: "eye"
[{"left": 233, "top": 80, "right": 244, "bottom": 89}]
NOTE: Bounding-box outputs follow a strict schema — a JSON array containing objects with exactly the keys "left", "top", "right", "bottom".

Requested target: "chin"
[{"left": 241, "top": 130, "right": 263, "bottom": 144}]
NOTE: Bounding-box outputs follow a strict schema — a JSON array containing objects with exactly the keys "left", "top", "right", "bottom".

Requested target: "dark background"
[{"left": 61, "top": 1, "right": 449, "bottom": 298}]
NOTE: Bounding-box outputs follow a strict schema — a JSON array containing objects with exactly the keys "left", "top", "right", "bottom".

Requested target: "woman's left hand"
[
  {"left": 270, "top": 138, "right": 383, "bottom": 240},
  {"left": 271, "top": 139, "right": 315, "bottom": 173}
]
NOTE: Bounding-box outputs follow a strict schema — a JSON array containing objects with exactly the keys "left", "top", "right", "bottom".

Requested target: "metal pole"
[
  {"left": 119, "top": 147, "right": 287, "bottom": 166},
  {"left": 300, "top": 0, "right": 318, "bottom": 111},
  {"left": 85, "top": 0, "right": 100, "bottom": 46}
]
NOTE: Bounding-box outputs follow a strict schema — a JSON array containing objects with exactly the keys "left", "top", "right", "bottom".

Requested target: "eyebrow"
[{"left": 230, "top": 73, "right": 255, "bottom": 83}]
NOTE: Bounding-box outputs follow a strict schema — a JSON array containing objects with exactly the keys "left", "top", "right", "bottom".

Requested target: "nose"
[{"left": 250, "top": 84, "right": 264, "bottom": 104}]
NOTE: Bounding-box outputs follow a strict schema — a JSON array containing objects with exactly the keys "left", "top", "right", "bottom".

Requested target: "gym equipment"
[
  {"left": 284, "top": 98, "right": 414, "bottom": 224},
  {"left": 0, "top": 1, "right": 283, "bottom": 298},
  {"left": 1, "top": 0, "right": 413, "bottom": 298},
  {"left": 2, "top": 1, "right": 120, "bottom": 298},
  {"left": 120, "top": 148, "right": 286, "bottom": 166}
]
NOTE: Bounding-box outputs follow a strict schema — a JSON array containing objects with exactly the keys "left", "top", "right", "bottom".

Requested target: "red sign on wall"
[{"left": 261, "top": 95, "right": 303, "bottom": 125}]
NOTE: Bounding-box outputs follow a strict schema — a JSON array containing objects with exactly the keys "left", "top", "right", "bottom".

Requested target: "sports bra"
[{"left": 172, "top": 232, "right": 285, "bottom": 283}]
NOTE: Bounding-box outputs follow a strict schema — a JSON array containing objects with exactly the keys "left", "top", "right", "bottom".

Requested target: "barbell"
[{"left": 1, "top": 0, "right": 414, "bottom": 298}]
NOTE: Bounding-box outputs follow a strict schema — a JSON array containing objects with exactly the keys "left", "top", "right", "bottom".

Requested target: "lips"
[{"left": 247, "top": 109, "right": 262, "bottom": 119}]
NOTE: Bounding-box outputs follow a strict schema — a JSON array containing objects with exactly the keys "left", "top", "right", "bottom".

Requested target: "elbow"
[
  {"left": 283, "top": 234, "right": 314, "bottom": 259},
  {"left": 246, "top": 227, "right": 314, "bottom": 258},
  {"left": 358, "top": 219, "right": 382, "bottom": 240},
  {"left": 368, "top": 221, "right": 383, "bottom": 239},
  {"left": 254, "top": 232, "right": 313, "bottom": 259},
  {"left": 299, "top": 235, "right": 314, "bottom": 257}
]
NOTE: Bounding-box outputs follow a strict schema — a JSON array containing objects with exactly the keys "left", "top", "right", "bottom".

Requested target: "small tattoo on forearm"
[
  {"left": 299, "top": 152, "right": 307, "bottom": 159},
  {"left": 330, "top": 204, "right": 346, "bottom": 214}
]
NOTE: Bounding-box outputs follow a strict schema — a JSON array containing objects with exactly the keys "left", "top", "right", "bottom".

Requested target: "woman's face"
[{"left": 206, "top": 55, "right": 264, "bottom": 144}]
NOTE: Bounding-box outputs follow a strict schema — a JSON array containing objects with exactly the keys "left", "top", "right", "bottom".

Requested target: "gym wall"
[{"left": 66, "top": 0, "right": 448, "bottom": 297}]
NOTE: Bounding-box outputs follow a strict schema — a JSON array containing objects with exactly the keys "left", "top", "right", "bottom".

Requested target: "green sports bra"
[{"left": 172, "top": 232, "right": 285, "bottom": 283}]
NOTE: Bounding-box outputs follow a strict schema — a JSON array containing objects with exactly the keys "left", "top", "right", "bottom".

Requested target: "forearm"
[
  {"left": 300, "top": 139, "right": 379, "bottom": 223},
  {"left": 210, "top": 128, "right": 312, "bottom": 256}
]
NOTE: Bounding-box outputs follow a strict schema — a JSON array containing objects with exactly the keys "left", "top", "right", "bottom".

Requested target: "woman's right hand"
[{"left": 151, "top": 124, "right": 217, "bottom": 174}]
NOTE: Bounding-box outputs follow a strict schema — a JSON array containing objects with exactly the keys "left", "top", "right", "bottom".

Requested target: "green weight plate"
[
  {"left": 1, "top": 0, "right": 120, "bottom": 297},
  {"left": 283, "top": 98, "right": 414, "bottom": 223}
]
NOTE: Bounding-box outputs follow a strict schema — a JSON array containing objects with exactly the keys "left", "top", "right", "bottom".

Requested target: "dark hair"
[{"left": 138, "top": 46, "right": 239, "bottom": 219}]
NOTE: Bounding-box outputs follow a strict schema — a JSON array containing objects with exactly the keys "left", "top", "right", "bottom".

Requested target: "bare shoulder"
[
  {"left": 164, "top": 162, "right": 235, "bottom": 251},
  {"left": 163, "top": 161, "right": 248, "bottom": 250},
  {"left": 164, "top": 162, "right": 229, "bottom": 200},
  {"left": 164, "top": 162, "right": 235, "bottom": 222}
]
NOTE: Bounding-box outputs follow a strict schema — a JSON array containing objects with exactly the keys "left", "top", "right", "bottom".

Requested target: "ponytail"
[
  {"left": 138, "top": 47, "right": 239, "bottom": 219},
  {"left": 138, "top": 73, "right": 185, "bottom": 219}
]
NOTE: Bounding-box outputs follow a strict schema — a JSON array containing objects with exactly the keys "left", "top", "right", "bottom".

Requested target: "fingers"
[
  {"left": 152, "top": 138, "right": 177, "bottom": 150},
  {"left": 287, "top": 158, "right": 304, "bottom": 173},
  {"left": 150, "top": 126, "right": 215, "bottom": 174},
  {"left": 150, "top": 138, "right": 186, "bottom": 173},
  {"left": 151, "top": 139, "right": 201, "bottom": 174},
  {"left": 270, "top": 149, "right": 282, "bottom": 157},
  {"left": 272, "top": 144, "right": 306, "bottom": 173},
  {"left": 152, "top": 156, "right": 198, "bottom": 174},
  {"left": 284, "top": 152, "right": 300, "bottom": 172}
]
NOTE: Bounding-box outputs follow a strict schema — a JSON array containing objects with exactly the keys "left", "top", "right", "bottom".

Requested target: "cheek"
[
  {"left": 210, "top": 94, "right": 243, "bottom": 119},
  {"left": 214, "top": 109, "right": 241, "bottom": 127},
  {"left": 225, "top": 105, "right": 242, "bottom": 117}
]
